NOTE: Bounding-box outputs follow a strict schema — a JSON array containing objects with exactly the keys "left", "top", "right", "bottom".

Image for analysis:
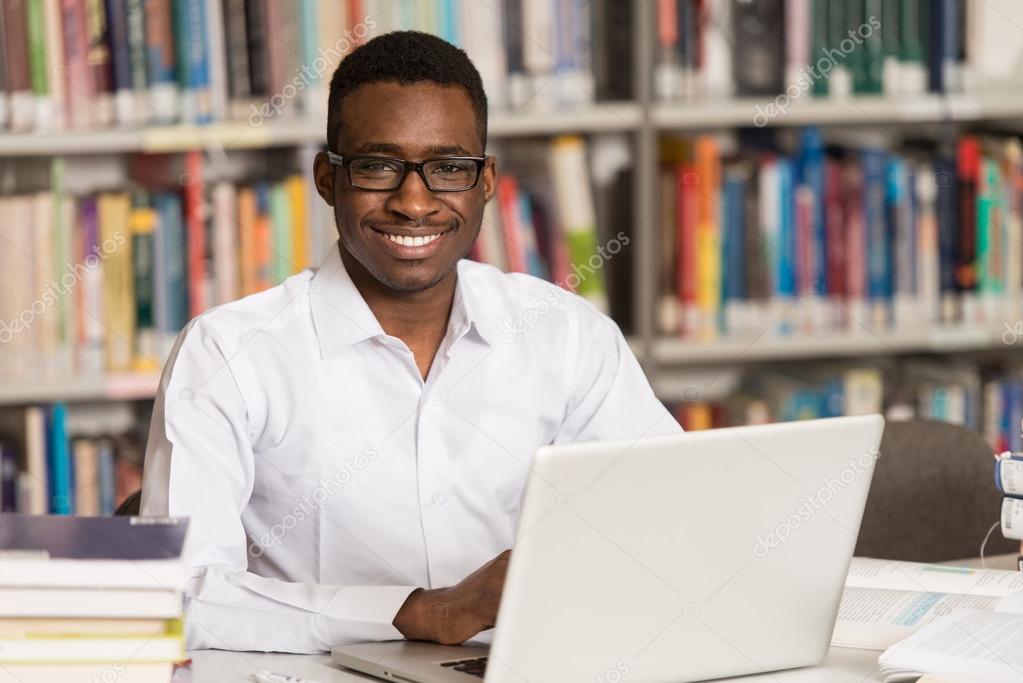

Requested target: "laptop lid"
[{"left": 484, "top": 415, "right": 884, "bottom": 683}]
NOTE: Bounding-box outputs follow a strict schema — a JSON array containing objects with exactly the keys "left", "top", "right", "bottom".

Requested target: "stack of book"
[
  {"left": 658, "top": 129, "right": 1023, "bottom": 341},
  {"left": 0, "top": 515, "right": 189, "bottom": 683},
  {"left": 0, "top": 0, "right": 630, "bottom": 133},
  {"left": 655, "top": 0, "right": 1023, "bottom": 102}
]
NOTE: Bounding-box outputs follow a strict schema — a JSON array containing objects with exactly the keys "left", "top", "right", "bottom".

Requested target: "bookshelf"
[{"left": 3, "top": 0, "right": 1023, "bottom": 433}]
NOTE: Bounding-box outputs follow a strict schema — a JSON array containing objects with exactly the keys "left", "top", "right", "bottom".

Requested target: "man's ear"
[
  {"left": 482, "top": 155, "right": 497, "bottom": 204},
  {"left": 313, "top": 152, "right": 335, "bottom": 207}
]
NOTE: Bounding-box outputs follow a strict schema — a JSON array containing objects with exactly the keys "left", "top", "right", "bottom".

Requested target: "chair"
[
  {"left": 114, "top": 490, "right": 142, "bottom": 516},
  {"left": 854, "top": 418, "right": 1019, "bottom": 562}
]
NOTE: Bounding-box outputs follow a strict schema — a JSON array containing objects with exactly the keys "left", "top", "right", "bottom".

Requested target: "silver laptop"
[{"left": 333, "top": 415, "right": 884, "bottom": 683}]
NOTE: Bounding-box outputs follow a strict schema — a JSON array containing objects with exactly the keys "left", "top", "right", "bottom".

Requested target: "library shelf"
[
  {"left": 648, "top": 326, "right": 1023, "bottom": 366},
  {"left": 0, "top": 103, "right": 643, "bottom": 158},
  {"left": 0, "top": 373, "right": 162, "bottom": 407}
]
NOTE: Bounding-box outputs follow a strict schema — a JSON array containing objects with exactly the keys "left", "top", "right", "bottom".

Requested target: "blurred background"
[{"left": 2, "top": 0, "right": 1023, "bottom": 516}]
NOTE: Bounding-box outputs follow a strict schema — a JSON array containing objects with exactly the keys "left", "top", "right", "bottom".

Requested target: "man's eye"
[{"left": 362, "top": 162, "right": 398, "bottom": 173}]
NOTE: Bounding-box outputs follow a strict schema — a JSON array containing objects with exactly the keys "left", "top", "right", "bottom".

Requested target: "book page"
[
  {"left": 832, "top": 587, "right": 1001, "bottom": 650},
  {"left": 847, "top": 558, "right": 1023, "bottom": 598},
  {"left": 879, "top": 610, "right": 1023, "bottom": 683}
]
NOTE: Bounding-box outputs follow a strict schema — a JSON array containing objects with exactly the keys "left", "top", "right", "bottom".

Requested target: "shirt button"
[{"left": 430, "top": 493, "right": 447, "bottom": 506}]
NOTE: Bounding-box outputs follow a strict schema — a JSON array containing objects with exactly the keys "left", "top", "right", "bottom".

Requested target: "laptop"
[{"left": 333, "top": 415, "right": 884, "bottom": 683}]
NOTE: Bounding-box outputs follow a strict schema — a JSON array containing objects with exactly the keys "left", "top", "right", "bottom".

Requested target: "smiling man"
[{"left": 141, "top": 31, "right": 680, "bottom": 653}]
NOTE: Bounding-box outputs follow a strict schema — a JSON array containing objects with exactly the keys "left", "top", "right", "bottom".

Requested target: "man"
[{"left": 141, "top": 31, "right": 680, "bottom": 653}]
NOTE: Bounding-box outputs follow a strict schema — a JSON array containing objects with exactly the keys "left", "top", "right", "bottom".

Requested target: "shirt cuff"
[{"left": 317, "top": 585, "right": 420, "bottom": 647}]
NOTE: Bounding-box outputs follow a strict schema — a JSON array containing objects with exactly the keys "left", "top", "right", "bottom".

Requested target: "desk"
[
  {"left": 189, "top": 646, "right": 884, "bottom": 682},
  {"left": 188, "top": 554, "right": 1020, "bottom": 682}
]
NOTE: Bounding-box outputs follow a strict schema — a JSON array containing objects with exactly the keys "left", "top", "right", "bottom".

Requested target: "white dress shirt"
[{"left": 141, "top": 242, "right": 681, "bottom": 653}]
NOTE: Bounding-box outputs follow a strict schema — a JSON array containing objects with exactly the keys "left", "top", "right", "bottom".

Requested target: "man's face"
[{"left": 314, "top": 81, "right": 496, "bottom": 293}]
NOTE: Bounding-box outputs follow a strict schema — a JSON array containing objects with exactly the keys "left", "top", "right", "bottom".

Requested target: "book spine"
[
  {"left": 497, "top": 175, "right": 526, "bottom": 273},
  {"left": 47, "top": 403, "right": 72, "bottom": 514},
  {"left": 130, "top": 194, "right": 158, "bottom": 370},
  {"left": 145, "top": 0, "right": 177, "bottom": 124},
  {"left": 25, "top": 0, "right": 52, "bottom": 130},
  {"left": 124, "top": 0, "right": 147, "bottom": 122},
  {"left": 184, "top": 151, "right": 206, "bottom": 317},
  {"left": 84, "top": 0, "right": 113, "bottom": 125},
  {"left": 5, "top": 0, "right": 35, "bottom": 131},
  {"left": 0, "top": 2, "right": 8, "bottom": 128},
  {"left": 105, "top": 0, "right": 132, "bottom": 123}
]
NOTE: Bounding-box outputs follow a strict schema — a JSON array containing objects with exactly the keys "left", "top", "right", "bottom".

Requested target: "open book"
[
  {"left": 878, "top": 609, "right": 1023, "bottom": 682},
  {"left": 831, "top": 557, "right": 1023, "bottom": 650}
]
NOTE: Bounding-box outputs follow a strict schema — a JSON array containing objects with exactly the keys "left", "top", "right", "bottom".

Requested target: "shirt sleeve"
[
  {"left": 554, "top": 302, "right": 683, "bottom": 443},
  {"left": 141, "top": 317, "right": 418, "bottom": 653}
]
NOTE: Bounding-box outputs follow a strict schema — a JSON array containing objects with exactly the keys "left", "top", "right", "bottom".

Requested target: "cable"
[{"left": 979, "top": 520, "right": 1001, "bottom": 570}]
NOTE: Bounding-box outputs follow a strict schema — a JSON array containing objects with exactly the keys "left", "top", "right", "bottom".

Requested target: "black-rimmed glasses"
[{"left": 326, "top": 151, "right": 486, "bottom": 192}]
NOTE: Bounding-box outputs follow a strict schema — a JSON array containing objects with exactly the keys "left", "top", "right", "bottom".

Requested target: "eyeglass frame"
[{"left": 325, "top": 150, "right": 488, "bottom": 193}]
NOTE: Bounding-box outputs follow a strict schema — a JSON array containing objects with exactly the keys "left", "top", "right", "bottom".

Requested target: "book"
[
  {"left": 878, "top": 609, "right": 1023, "bottom": 682},
  {"left": 832, "top": 557, "right": 1023, "bottom": 651},
  {"left": 0, "top": 619, "right": 183, "bottom": 662},
  {"left": 0, "top": 515, "right": 189, "bottom": 589}
]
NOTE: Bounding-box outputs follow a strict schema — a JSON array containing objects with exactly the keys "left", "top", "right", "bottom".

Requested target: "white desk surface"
[
  {"left": 187, "top": 554, "right": 1021, "bottom": 682},
  {"left": 187, "top": 645, "right": 884, "bottom": 682}
]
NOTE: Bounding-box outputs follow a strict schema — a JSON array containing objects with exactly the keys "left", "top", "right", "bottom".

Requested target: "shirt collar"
[{"left": 308, "top": 243, "right": 500, "bottom": 358}]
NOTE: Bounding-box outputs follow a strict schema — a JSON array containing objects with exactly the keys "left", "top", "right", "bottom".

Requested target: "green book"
[
  {"left": 270, "top": 183, "right": 293, "bottom": 285},
  {"left": 810, "top": 0, "right": 830, "bottom": 97},
  {"left": 25, "top": 0, "right": 47, "bottom": 96},
  {"left": 977, "top": 158, "right": 1003, "bottom": 296}
]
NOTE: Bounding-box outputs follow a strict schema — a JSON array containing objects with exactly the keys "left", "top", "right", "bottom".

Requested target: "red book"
[
  {"left": 61, "top": 0, "right": 94, "bottom": 129},
  {"left": 183, "top": 151, "right": 206, "bottom": 317},
  {"left": 843, "top": 160, "right": 866, "bottom": 301},
  {"left": 676, "top": 162, "right": 698, "bottom": 332},
  {"left": 824, "top": 158, "right": 847, "bottom": 299},
  {"left": 956, "top": 136, "right": 980, "bottom": 292},
  {"left": 497, "top": 175, "right": 526, "bottom": 273}
]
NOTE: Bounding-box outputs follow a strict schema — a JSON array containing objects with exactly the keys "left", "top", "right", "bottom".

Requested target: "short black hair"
[{"left": 326, "top": 31, "right": 488, "bottom": 153}]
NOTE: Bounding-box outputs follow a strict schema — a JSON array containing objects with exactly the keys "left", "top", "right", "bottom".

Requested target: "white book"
[
  {"left": 0, "top": 662, "right": 173, "bottom": 683},
  {"left": 211, "top": 182, "right": 239, "bottom": 306},
  {"left": 879, "top": 610, "right": 1023, "bottom": 683},
  {"left": 0, "top": 630, "right": 183, "bottom": 663},
  {"left": 0, "top": 587, "right": 183, "bottom": 619},
  {"left": 461, "top": 0, "right": 508, "bottom": 112},
  {"left": 832, "top": 557, "right": 1023, "bottom": 651},
  {"left": 701, "top": 0, "right": 733, "bottom": 100},
  {"left": 521, "top": 0, "right": 555, "bottom": 110}
]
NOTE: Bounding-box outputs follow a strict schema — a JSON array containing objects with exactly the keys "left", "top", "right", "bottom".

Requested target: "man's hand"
[{"left": 393, "top": 550, "right": 511, "bottom": 645}]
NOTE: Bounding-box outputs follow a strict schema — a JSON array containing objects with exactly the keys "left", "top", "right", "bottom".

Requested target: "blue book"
[
  {"left": 776, "top": 157, "right": 796, "bottom": 298},
  {"left": 98, "top": 439, "right": 116, "bottom": 516},
  {"left": 174, "top": 0, "right": 211, "bottom": 123},
  {"left": 47, "top": 404, "right": 72, "bottom": 515},
  {"left": 0, "top": 443, "right": 18, "bottom": 512},
  {"left": 1010, "top": 382, "right": 1023, "bottom": 454},
  {"left": 722, "top": 174, "right": 746, "bottom": 303},
  {"left": 798, "top": 127, "right": 827, "bottom": 292},
  {"left": 862, "top": 149, "right": 890, "bottom": 302},
  {"left": 298, "top": 0, "right": 318, "bottom": 73},
  {"left": 438, "top": 0, "right": 460, "bottom": 46},
  {"left": 0, "top": 515, "right": 189, "bottom": 591},
  {"left": 154, "top": 193, "right": 188, "bottom": 335}
]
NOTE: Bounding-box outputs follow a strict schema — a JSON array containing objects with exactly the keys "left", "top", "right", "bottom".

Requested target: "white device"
[{"left": 333, "top": 415, "right": 885, "bottom": 683}]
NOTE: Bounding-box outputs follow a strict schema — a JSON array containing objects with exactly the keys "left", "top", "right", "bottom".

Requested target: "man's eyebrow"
[{"left": 350, "top": 142, "right": 476, "bottom": 156}]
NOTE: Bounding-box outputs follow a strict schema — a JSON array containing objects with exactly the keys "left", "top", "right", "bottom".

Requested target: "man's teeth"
[{"left": 382, "top": 232, "right": 444, "bottom": 247}]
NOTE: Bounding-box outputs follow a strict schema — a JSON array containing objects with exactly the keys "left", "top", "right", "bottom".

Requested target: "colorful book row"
[
  {"left": 654, "top": 0, "right": 1023, "bottom": 103},
  {"left": 0, "top": 404, "right": 143, "bottom": 516},
  {"left": 658, "top": 128, "right": 1023, "bottom": 340},
  {"left": 0, "top": 0, "right": 629, "bottom": 133}
]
